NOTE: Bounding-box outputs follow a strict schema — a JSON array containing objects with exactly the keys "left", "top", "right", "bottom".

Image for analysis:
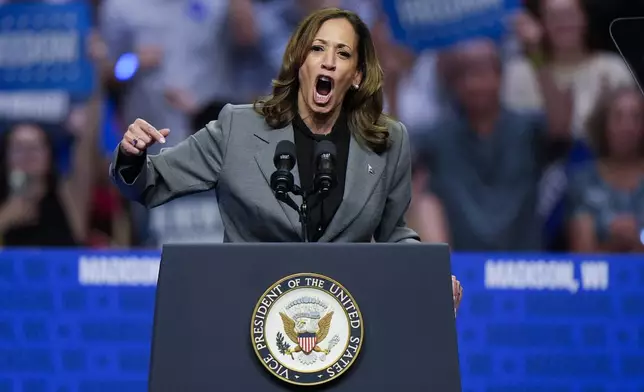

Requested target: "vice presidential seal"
[{"left": 250, "top": 273, "right": 363, "bottom": 386}]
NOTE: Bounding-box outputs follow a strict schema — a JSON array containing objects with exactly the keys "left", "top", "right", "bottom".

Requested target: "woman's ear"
[{"left": 352, "top": 71, "right": 363, "bottom": 89}]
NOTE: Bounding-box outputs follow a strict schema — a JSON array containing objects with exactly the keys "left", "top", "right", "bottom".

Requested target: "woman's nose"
[{"left": 322, "top": 53, "right": 336, "bottom": 71}]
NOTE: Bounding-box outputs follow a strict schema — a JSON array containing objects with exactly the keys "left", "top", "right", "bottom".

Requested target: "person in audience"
[
  {"left": 567, "top": 86, "right": 644, "bottom": 253},
  {"left": 87, "top": 160, "right": 133, "bottom": 248},
  {"left": 99, "top": 0, "right": 179, "bottom": 149},
  {"left": 181, "top": 0, "right": 273, "bottom": 131},
  {"left": 414, "top": 38, "right": 572, "bottom": 251},
  {"left": 503, "top": 0, "right": 633, "bottom": 137},
  {"left": 0, "top": 122, "right": 93, "bottom": 246},
  {"left": 100, "top": 0, "right": 264, "bottom": 246},
  {"left": 406, "top": 158, "right": 449, "bottom": 244},
  {"left": 370, "top": 12, "right": 443, "bottom": 136}
]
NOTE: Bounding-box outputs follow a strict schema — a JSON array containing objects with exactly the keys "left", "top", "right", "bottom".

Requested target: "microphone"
[
  {"left": 313, "top": 140, "right": 337, "bottom": 194},
  {"left": 270, "top": 140, "right": 297, "bottom": 200}
]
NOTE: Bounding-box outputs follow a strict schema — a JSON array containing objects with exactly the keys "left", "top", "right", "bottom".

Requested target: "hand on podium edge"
[{"left": 452, "top": 275, "right": 463, "bottom": 317}]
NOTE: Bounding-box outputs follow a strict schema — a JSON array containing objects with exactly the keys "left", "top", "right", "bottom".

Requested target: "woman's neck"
[
  {"left": 297, "top": 90, "right": 341, "bottom": 135},
  {"left": 465, "top": 105, "right": 500, "bottom": 136},
  {"left": 302, "top": 112, "right": 339, "bottom": 135},
  {"left": 602, "top": 156, "right": 644, "bottom": 170},
  {"left": 600, "top": 157, "right": 644, "bottom": 189},
  {"left": 550, "top": 47, "right": 588, "bottom": 66}
]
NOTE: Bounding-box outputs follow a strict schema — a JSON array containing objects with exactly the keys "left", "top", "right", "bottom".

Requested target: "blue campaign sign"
[
  {"left": 0, "top": 3, "right": 95, "bottom": 97},
  {"left": 381, "top": 0, "right": 522, "bottom": 51},
  {"left": 0, "top": 249, "right": 643, "bottom": 391}
]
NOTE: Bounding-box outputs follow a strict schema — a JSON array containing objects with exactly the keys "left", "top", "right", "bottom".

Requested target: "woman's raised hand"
[{"left": 119, "top": 118, "right": 170, "bottom": 156}]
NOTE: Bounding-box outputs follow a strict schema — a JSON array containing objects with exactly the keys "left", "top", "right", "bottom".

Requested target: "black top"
[
  {"left": 292, "top": 112, "right": 350, "bottom": 241},
  {"left": 3, "top": 191, "right": 77, "bottom": 247}
]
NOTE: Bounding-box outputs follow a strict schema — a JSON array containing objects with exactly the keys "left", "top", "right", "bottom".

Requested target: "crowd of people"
[{"left": 0, "top": 0, "right": 642, "bottom": 253}]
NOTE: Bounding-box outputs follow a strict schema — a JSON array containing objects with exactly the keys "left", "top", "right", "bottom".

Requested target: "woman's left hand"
[
  {"left": 513, "top": 10, "right": 544, "bottom": 56},
  {"left": 66, "top": 105, "right": 89, "bottom": 137},
  {"left": 452, "top": 275, "right": 463, "bottom": 316}
]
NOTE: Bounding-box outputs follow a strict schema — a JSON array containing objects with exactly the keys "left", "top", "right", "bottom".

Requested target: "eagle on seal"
[{"left": 279, "top": 311, "right": 334, "bottom": 357}]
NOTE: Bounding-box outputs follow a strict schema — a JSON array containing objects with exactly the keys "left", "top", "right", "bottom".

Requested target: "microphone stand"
[
  {"left": 275, "top": 185, "right": 329, "bottom": 243},
  {"left": 298, "top": 188, "right": 310, "bottom": 243}
]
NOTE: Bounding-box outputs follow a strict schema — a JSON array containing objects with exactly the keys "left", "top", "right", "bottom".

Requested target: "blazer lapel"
[
  {"left": 254, "top": 123, "right": 303, "bottom": 238},
  {"left": 319, "top": 136, "right": 385, "bottom": 242}
]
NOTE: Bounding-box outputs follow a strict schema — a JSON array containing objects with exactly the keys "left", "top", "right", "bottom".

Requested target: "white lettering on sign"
[
  {"left": 0, "top": 91, "right": 69, "bottom": 121},
  {"left": 149, "top": 195, "right": 224, "bottom": 246},
  {"left": 78, "top": 256, "right": 160, "bottom": 286},
  {"left": 580, "top": 261, "right": 609, "bottom": 291},
  {"left": 484, "top": 259, "right": 580, "bottom": 293},
  {"left": 395, "top": 0, "right": 503, "bottom": 26},
  {"left": 0, "top": 31, "right": 79, "bottom": 66}
]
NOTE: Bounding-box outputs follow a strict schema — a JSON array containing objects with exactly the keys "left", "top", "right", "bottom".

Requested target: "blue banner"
[
  {"left": 1, "top": 249, "right": 643, "bottom": 391},
  {"left": 0, "top": 3, "right": 95, "bottom": 97},
  {"left": 381, "top": 0, "right": 522, "bottom": 51}
]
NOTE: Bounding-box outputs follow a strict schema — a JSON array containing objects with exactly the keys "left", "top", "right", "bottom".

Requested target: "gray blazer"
[{"left": 110, "top": 104, "right": 420, "bottom": 243}]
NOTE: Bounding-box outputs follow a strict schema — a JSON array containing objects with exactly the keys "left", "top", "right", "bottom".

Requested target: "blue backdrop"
[
  {"left": 381, "top": 0, "right": 522, "bottom": 51},
  {"left": 1, "top": 249, "right": 643, "bottom": 391},
  {"left": 0, "top": 2, "right": 96, "bottom": 176},
  {"left": 0, "top": 3, "right": 95, "bottom": 97}
]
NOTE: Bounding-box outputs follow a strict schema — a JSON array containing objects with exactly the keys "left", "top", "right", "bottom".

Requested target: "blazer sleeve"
[
  {"left": 109, "top": 104, "right": 234, "bottom": 208},
  {"left": 374, "top": 121, "right": 421, "bottom": 243}
]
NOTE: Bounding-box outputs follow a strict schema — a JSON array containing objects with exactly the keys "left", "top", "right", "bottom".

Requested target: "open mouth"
[{"left": 314, "top": 75, "right": 334, "bottom": 105}]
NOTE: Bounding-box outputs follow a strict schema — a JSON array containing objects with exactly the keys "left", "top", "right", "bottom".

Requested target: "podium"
[{"left": 148, "top": 243, "right": 461, "bottom": 391}]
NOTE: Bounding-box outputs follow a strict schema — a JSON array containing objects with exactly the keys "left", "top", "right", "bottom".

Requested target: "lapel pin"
[{"left": 368, "top": 164, "right": 374, "bottom": 174}]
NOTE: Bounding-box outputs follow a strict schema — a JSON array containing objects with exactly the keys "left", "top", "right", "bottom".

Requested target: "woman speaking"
[
  {"left": 111, "top": 6, "right": 463, "bottom": 309},
  {"left": 113, "top": 7, "right": 420, "bottom": 243}
]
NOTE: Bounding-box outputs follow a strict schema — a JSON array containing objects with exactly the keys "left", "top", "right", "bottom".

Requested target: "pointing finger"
[
  {"left": 147, "top": 125, "right": 166, "bottom": 144},
  {"left": 135, "top": 118, "right": 166, "bottom": 144},
  {"left": 158, "top": 128, "right": 171, "bottom": 139}
]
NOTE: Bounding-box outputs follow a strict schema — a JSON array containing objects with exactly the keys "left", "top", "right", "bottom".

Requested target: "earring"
[{"left": 353, "top": 84, "right": 359, "bottom": 89}]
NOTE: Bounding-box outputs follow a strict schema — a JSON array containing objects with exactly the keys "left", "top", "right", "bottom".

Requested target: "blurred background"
[{"left": 1, "top": 0, "right": 644, "bottom": 390}]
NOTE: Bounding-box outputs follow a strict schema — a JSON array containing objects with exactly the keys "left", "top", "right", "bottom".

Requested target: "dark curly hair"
[{"left": 253, "top": 7, "right": 390, "bottom": 153}]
